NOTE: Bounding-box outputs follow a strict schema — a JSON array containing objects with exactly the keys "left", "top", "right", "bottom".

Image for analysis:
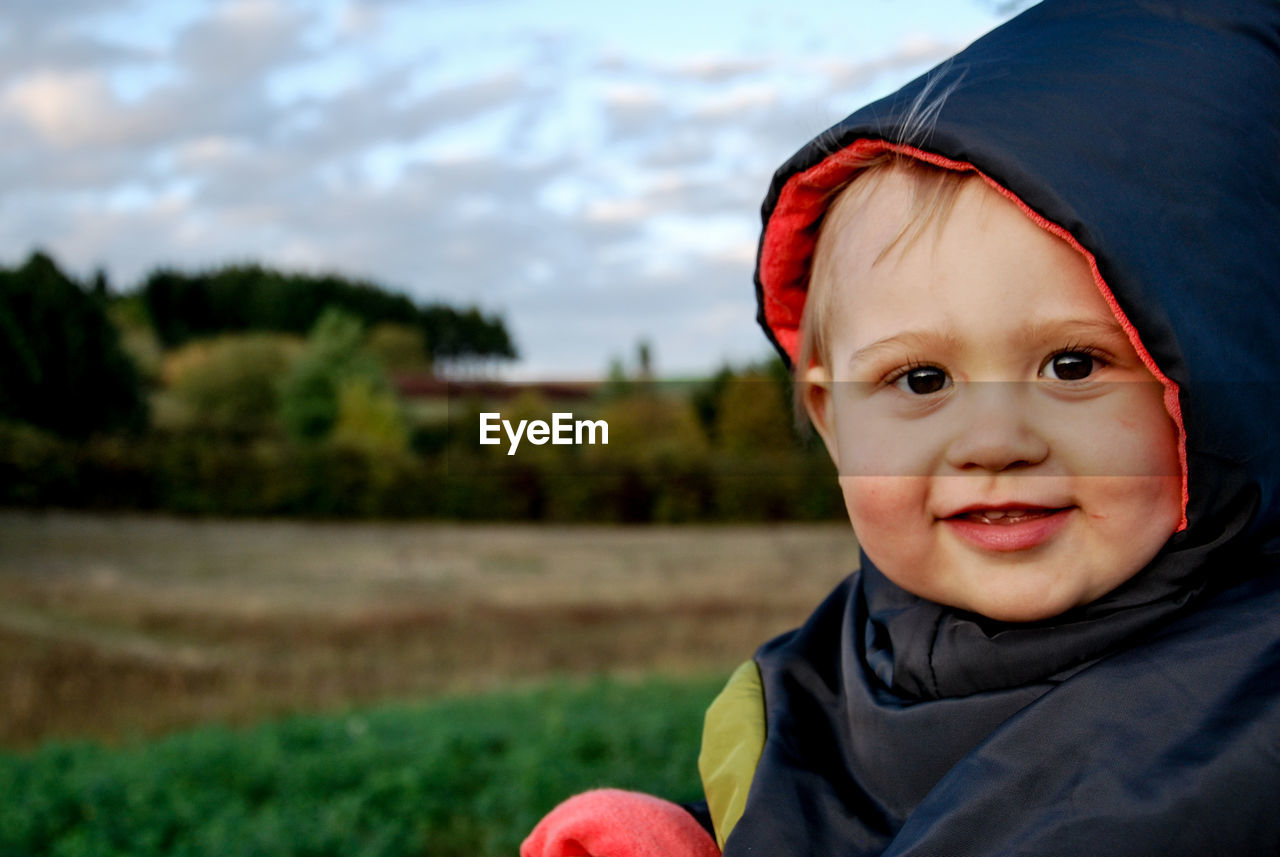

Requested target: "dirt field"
[{"left": 0, "top": 511, "right": 858, "bottom": 747}]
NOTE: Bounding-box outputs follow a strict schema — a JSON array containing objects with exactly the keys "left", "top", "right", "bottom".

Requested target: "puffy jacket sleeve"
[{"left": 520, "top": 788, "right": 722, "bottom": 857}]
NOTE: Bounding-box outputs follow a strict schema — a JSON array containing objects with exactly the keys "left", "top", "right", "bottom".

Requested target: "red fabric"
[{"left": 521, "top": 789, "right": 721, "bottom": 857}]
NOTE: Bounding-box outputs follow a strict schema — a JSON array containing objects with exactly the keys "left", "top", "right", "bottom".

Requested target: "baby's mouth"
[
  {"left": 954, "top": 507, "right": 1072, "bottom": 525},
  {"left": 942, "top": 505, "right": 1077, "bottom": 552}
]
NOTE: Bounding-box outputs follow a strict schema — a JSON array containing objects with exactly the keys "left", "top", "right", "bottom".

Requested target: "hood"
[{"left": 753, "top": 0, "right": 1280, "bottom": 551}]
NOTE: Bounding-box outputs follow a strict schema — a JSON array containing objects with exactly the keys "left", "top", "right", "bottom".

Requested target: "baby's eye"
[
  {"left": 891, "top": 365, "right": 951, "bottom": 395},
  {"left": 1041, "top": 350, "right": 1098, "bottom": 381}
]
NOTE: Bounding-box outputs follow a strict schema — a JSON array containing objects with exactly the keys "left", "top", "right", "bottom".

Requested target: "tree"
[
  {"left": 419, "top": 303, "right": 516, "bottom": 366},
  {"left": 330, "top": 376, "right": 409, "bottom": 456},
  {"left": 165, "top": 333, "right": 302, "bottom": 433},
  {"left": 139, "top": 263, "right": 518, "bottom": 366},
  {"left": 636, "top": 340, "right": 653, "bottom": 380},
  {"left": 365, "top": 322, "right": 431, "bottom": 373},
  {"left": 715, "top": 369, "right": 796, "bottom": 455},
  {"left": 278, "top": 308, "right": 388, "bottom": 442},
  {"left": 0, "top": 251, "right": 147, "bottom": 438}
]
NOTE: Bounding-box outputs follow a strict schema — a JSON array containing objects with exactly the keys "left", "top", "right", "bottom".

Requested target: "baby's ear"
[{"left": 802, "top": 364, "right": 840, "bottom": 469}]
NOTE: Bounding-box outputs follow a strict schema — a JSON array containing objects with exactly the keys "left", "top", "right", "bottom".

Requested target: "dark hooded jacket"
[{"left": 704, "top": 1, "right": 1280, "bottom": 854}]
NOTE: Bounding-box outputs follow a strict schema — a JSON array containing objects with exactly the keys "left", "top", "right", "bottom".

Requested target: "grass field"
[
  {"left": 0, "top": 510, "right": 858, "bottom": 748},
  {"left": 0, "top": 675, "right": 726, "bottom": 857}
]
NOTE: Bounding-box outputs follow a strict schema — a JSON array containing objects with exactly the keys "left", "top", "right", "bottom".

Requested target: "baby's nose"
[{"left": 942, "top": 382, "right": 1049, "bottom": 472}]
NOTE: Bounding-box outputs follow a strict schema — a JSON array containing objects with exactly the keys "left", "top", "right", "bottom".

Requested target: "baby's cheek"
[
  {"left": 835, "top": 416, "right": 938, "bottom": 478},
  {"left": 839, "top": 475, "right": 930, "bottom": 560},
  {"left": 1090, "top": 475, "right": 1182, "bottom": 537}
]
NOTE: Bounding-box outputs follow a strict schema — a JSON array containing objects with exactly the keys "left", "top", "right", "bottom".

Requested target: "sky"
[{"left": 0, "top": 0, "right": 1027, "bottom": 379}]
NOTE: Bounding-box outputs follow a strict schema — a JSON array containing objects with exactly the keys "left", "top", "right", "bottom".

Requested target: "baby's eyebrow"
[
  {"left": 1017, "top": 317, "right": 1128, "bottom": 346},
  {"left": 845, "top": 317, "right": 1129, "bottom": 370},
  {"left": 847, "top": 329, "right": 964, "bottom": 369}
]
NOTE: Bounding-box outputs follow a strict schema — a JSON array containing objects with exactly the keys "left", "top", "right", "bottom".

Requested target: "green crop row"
[{"left": 0, "top": 674, "right": 725, "bottom": 857}]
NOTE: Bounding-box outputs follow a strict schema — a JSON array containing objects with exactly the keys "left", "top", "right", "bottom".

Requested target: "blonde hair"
[{"left": 794, "top": 156, "right": 976, "bottom": 425}]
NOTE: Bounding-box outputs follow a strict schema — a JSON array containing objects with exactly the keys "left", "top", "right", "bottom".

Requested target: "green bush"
[
  {"left": 331, "top": 377, "right": 410, "bottom": 457},
  {"left": 165, "top": 334, "right": 301, "bottom": 434},
  {"left": 714, "top": 371, "right": 795, "bottom": 455},
  {"left": 0, "top": 421, "right": 78, "bottom": 505},
  {"left": 0, "top": 422, "right": 842, "bottom": 522},
  {"left": 279, "top": 309, "right": 388, "bottom": 443},
  {"left": 0, "top": 350, "right": 847, "bottom": 521},
  {"left": 0, "top": 675, "right": 724, "bottom": 857}
]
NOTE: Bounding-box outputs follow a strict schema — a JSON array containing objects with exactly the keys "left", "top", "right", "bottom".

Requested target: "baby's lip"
[{"left": 942, "top": 502, "right": 1074, "bottom": 522}]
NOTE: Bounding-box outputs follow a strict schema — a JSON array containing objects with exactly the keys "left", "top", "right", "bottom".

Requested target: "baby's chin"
[
  {"left": 882, "top": 566, "right": 1116, "bottom": 624},
  {"left": 954, "top": 594, "right": 1083, "bottom": 624}
]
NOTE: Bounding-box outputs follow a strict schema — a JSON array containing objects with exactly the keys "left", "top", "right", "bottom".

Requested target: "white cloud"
[
  {"left": 667, "top": 55, "right": 770, "bottom": 83},
  {"left": 173, "top": 134, "right": 245, "bottom": 168},
  {"left": 691, "top": 83, "right": 779, "bottom": 118},
  {"left": 4, "top": 70, "right": 120, "bottom": 147},
  {"left": 583, "top": 197, "right": 654, "bottom": 224},
  {"left": 601, "top": 83, "right": 662, "bottom": 108},
  {"left": 175, "top": 0, "right": 312, "bottom": 83},
  {"left": 815, "top": 33, "right": 966, "bottom": 92},
  {"left": 336, "top": 1, "right": 380, "bottom": 38}
]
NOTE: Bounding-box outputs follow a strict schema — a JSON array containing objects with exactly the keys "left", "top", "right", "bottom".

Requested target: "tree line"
[
  {"left": 0, "top": 250, "right": 516, "bottom": 440},
  {"left": 140, "top": 262, "right": 516, "bottom": 361},
  {"left": 0, "top": 249, "right": 843, "bottom": 522}
]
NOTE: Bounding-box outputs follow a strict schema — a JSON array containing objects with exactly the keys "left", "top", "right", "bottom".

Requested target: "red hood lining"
[{"left": 759, "top": 139, "right": 1188, "bottom": 531}]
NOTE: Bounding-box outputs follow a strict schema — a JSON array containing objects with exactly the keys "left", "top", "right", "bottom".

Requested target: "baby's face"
[{"left": 808, "top": 171, "right": 1183, "bottom": 622}]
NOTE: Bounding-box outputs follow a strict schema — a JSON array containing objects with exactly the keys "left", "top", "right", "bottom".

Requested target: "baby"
[
  {"left": 524, "top": 0, "right": 1280, "bottom": 854},
  {"left": 798, "top": 156, "right": 1183, "bottom": 625}
]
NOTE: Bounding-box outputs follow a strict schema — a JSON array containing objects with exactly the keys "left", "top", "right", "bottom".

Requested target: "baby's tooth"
[{"left": 984, "top": 510, "right": 1006, "bottom": 520}]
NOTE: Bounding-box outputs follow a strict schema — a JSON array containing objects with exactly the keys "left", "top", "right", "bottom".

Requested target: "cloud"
[
  {"left": 174, "top": 0, "right": 313, "bottom": 85},
  {"left": 584, "top": 197, "right": 655, "bottom": 224},
  {"left": 817, "top": 33, "right": 965, "bottom": 92},
  {"left": 336, "top": 1, "right": 380, "bottom": 38},
  {"left": 690, "top": 83, "right": 779, "bottom": 118},
  {"left": 667, "top": 55, "right": 770, "bottom": 83},
  {"left": 3, "top": 70, "right": 120, "bottom": 147},
  {"left": 0, "top": 1, "right": 1012, "bottom": 377},
  {"left": 0, "top": 0, "right": 314, "bottom": 156},
  {"left": 0, "top": 0, "right": 138, "bottom": 39},
  {"left": 0, "top": 30, "right": 150, "bottom": 84},
  {"left": 599, "top": 82, "right": 665, "bottom": 140}
]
